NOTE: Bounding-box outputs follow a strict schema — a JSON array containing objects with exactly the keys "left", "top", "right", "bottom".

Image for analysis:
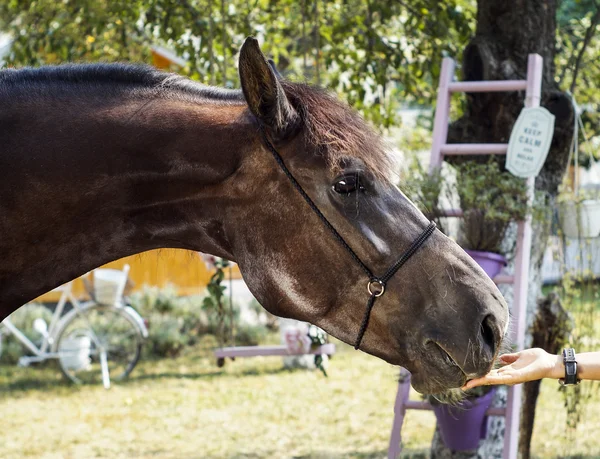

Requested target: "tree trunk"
[{"left": 431, "top": 0, "right": 574, "bottom": 457}]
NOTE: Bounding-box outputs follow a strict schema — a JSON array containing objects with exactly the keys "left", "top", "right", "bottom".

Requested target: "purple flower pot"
[
  {"left": 433, "top": 387, "right": 497, "bottom": 451},
  {"left": 465, "top": 250, "right": 507, "bottom": 279}
]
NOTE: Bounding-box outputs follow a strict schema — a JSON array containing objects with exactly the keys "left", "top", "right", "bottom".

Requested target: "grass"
[{"left": 1, "top": 338, "right": 600, "bottom": 459}]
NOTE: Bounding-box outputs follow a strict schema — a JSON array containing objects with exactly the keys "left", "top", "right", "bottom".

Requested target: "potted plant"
[
  {"left": 403, "top": 158, "right": 530, "bottom": 278},
  {"left": 429, "top": 386, "right": 498, "bottom": 451},
  {"left": 455, "top": 160, "right": 530, "bottom": 278},
  {"left": 558, "top": 185, "right": 600, "bottom": 239}
]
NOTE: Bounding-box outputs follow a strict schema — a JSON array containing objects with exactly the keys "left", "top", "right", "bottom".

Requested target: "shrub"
[
  {"left": 129, "top": 285, "right": 271, "bottom": 358},
  {"left": 130, "top": 286, "right": 203, "bottom": 358},
  {"left": 233, "top": 324, "right": 268, "bottom": 346},
  {"left": 0, "top": 304, "right": 53, "bottom": 365},
  {"left": 129, "top": 284, "right": 180, "bottom": 315},
  {"left": 145, "top": 314, "right": 188, "bottom": 358}
]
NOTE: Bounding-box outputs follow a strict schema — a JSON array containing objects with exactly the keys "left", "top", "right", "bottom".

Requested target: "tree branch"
[{"left": 570, "top": 5, "right": 600, "bottom": 93}]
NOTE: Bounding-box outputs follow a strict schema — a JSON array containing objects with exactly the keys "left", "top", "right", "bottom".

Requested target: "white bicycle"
[{"left": 0, "top": 265, "right": 148, "bottom": 389}]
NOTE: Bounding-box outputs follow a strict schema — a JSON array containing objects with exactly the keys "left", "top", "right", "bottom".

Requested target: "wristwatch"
[{"left": 560, "top": 348, "right": 580, "bottom": 385}]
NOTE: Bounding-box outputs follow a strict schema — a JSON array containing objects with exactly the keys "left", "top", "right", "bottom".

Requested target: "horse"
[{"left": 0, "top": 37, "right": 508, "bottom": 394}]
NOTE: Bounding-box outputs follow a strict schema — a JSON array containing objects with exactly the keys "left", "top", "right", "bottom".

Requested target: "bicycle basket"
[{"left": 93, "top": 265, "right": 130, "bottom": 305}]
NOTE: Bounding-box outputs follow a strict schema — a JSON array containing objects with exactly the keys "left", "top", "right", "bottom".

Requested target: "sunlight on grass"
[{"left": 1, "top": 339, "right": 599, "bottom": 458}]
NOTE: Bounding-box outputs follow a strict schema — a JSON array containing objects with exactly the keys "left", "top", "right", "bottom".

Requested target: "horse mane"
[
  {"left": 0, "top": 63, "right": 244, "bottom": 103},
  {"left": 0, "top": 63, "right": 393, "bottom": 179}
]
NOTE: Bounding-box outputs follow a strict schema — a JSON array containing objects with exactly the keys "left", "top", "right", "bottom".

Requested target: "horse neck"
[{"left": 0, "top": 93, "right": 253, "bottom": 311}]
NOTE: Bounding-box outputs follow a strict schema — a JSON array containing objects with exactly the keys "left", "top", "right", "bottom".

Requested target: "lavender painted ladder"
[{"left": 387, "top": 54, "right": 543, "bottom": 459}]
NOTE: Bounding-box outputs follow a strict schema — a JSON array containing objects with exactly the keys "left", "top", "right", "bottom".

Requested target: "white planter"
[
  {"left": 59, "top": 336, "right": 92, "bottom": 371},
  {"left": 560, "top": 200, "right": 600, "bottom": 239}
]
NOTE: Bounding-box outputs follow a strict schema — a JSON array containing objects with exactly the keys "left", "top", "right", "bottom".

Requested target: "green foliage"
[
  {"left": 396, "top": 112, "right": 434, "bottom": 152},
  {"left": 0, "top": 304, "right": 53, "bottom": 365},
  {"left": 307, "top": 324, "right": 328, "bottom": 376},
  {"left": 558, "top": 0, "right": 599, "bottom": 26},
  {"left": 456, "top": 160, "right": 530, "bottom": 253},
  {"left": 0, "top": 0, "right": 150, "bottom": 65},
  {"left": 201, "top": 258, "right": 230, "bottom": 320},
  {"left": 202, "top": 257, "right": 233, "bottom": 347}
]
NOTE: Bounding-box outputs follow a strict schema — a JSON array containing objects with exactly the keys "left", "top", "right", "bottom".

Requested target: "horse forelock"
[{"left": 281, "top": 81, "right": 395, "bottom": 182}]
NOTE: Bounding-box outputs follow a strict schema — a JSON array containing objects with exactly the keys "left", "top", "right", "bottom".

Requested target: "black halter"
[{"left": 258, "top": 126, "right": 436, "bottom": 350}]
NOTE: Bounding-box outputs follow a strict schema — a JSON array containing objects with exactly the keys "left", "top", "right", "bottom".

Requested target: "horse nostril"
[{"left": 480, "top": 315, "right": 497, "bottom": 355}]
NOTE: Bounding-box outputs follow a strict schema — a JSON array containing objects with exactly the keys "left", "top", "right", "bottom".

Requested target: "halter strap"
[{"left": 258, "top": 125, "right": 436, "bottom": 349}]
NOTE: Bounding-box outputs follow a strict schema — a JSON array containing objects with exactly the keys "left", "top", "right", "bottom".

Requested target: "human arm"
[
  {"left": 565, "top": 351, "right": 600, "bottom": 381},
  {"left": 462, "top": 348, "right": 600, "bottom": 389}
]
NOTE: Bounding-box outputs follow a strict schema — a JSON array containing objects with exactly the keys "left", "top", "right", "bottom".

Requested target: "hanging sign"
[{"left": 506, "top": 107, "right": 555, "bottom": 178}]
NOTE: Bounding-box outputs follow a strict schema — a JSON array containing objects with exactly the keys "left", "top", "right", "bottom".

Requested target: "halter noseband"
[{"left": 258, "top": 125, "right": 436, "bottom": 350}]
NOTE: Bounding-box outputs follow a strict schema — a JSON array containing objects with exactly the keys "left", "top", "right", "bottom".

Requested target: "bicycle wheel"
[{"left": 53, "top": 303, "right": 143, "bottom": 385}]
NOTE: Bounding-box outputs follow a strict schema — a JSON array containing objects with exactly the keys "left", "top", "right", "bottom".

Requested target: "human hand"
[{"left": 462, "top": 348, "right": 562, "bottom": 390}]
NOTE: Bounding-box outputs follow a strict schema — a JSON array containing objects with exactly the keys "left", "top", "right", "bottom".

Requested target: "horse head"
[{"left": 231, "top": 38, "right": 509, "bottom": 394}]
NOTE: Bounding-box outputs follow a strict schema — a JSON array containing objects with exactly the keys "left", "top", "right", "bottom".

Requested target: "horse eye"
[{"left": 333, "top": 174, "right": 364, "bottom": 195}]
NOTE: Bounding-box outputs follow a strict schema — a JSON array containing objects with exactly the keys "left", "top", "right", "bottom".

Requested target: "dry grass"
[{"left": 1, "top": 338, "right": 599, "bottom": 458}]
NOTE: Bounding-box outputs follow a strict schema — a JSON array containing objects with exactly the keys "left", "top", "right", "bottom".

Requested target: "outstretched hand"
[{"left": 462, "top": 348, "right": 562, "bottom": 390}]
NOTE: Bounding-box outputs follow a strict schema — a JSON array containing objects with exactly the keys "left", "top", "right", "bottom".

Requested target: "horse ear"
[{"left": 239, "top": 37, "right": 299, "bottom": 137}]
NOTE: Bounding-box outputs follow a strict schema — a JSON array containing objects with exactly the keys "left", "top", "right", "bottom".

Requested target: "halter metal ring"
[{"left": 367, "top": 279, "right": 385, "bottom": 297}]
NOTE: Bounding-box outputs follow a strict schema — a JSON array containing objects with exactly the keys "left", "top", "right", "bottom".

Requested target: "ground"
[{"left": 1, "top": 337, "right": 599, "bottom": 459}]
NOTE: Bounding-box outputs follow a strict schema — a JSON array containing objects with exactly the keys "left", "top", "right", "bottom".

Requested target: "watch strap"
[{"left": 561, "top": 348, "right": 579, "bottom": 385}]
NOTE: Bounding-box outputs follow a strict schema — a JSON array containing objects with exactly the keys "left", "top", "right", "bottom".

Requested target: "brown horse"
[{"left": 0, "top": 37, "right": 508, "bottom": 394}]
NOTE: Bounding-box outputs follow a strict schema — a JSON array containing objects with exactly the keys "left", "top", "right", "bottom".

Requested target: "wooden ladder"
[{"left": 387, "top": 54, "right": 543, "bottom": 459}]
